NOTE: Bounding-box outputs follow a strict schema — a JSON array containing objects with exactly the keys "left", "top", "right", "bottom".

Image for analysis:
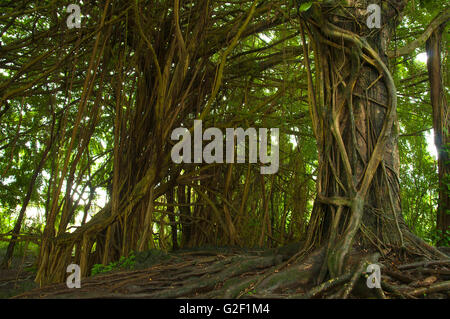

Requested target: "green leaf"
[{"left": 298, "top": 2, "right": 312, "bottom": 12}]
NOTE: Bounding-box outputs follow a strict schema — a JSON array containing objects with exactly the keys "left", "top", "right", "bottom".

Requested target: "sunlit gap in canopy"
[
  {"left": 415, "top": 52, "right": 428, "bottom": 64},
  {"left": 426, "top": 129, "right": 438, "bottom": 160},
  {"left": 21, "top": 187, "right": 108, "bottom": 232}
]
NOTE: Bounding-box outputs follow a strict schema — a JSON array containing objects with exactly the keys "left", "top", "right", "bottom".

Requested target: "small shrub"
[{"left": 91, "top": 251, "right": 136, "bottom": 276}]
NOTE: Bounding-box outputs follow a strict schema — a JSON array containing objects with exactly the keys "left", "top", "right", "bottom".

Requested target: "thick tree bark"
[
  {"left": 426, "top": 26, "right": 449, "bottom": 246},
  {"left": 301, "top": 0, "right": 444, "bottom": 278}
]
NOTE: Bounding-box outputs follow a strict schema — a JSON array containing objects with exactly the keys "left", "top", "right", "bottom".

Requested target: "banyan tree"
[{"left": 0, "top": 0, "right": 449, "bottom": 297}]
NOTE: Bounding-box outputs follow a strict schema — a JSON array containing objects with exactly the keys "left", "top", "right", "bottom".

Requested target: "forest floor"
[
  {"left": 2, "top": 244, "right": 450, "bottom": 299},
  {"left": 0, "top": 249, "right": 39, "bottom": 298}
]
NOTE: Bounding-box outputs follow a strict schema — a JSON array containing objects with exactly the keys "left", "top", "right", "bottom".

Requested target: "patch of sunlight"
[
  {"left": 425, "top": 129, "right": 438, "bottom": 160},
  {"left": 415, "top": 52, "right": 428, "bottom": 64}
]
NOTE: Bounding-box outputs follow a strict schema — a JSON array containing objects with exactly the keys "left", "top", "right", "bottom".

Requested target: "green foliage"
[
  {"left": 246, "top": 289, "right": 256, "bottom": 296},
  {"left": 433, "top": 230, "right": 450, "bottom": 247},
  {"left": 91, "top": 252, "right": 136, "bottom": 276},
  {"left": 399, "top": 134, "right": 438, "bottom": 244},
  {"left": 391, "top": 0, "right": 450, "bottom": 244},
  {"left": 298, "top": 2, "right": 312, "bottom": 12}
]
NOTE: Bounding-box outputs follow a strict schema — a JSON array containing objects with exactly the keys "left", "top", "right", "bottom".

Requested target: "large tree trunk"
[{"left": 301, "top": 0, "right": 445, "bottom": 278}]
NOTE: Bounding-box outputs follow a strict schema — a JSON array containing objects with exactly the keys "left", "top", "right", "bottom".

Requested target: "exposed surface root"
[{"left": 10, "top": 246, "right": 450, "bottom": 299}]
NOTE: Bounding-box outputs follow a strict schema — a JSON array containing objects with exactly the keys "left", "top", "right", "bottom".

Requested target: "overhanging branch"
[{"left": 387, "top": 8, "right": 449, "bottom": 58}]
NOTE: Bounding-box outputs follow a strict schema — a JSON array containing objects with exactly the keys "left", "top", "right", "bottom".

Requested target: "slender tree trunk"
[
  {"left": 426, "top": 26, "right": 449, "bottom": 245},
  {"left": 167, "top": 188, "right": 179, "bottom": 250},
  {"left": 1, "top": 119, "right": 54, "bottom": 269},
  {"left": 178, "top": 185, "right": 192, "bottom": 248}
]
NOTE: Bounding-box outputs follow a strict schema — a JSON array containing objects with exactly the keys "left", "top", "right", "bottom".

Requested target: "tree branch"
[{"left": 387, "top": 8, "right": 450, "bottom": 58}]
